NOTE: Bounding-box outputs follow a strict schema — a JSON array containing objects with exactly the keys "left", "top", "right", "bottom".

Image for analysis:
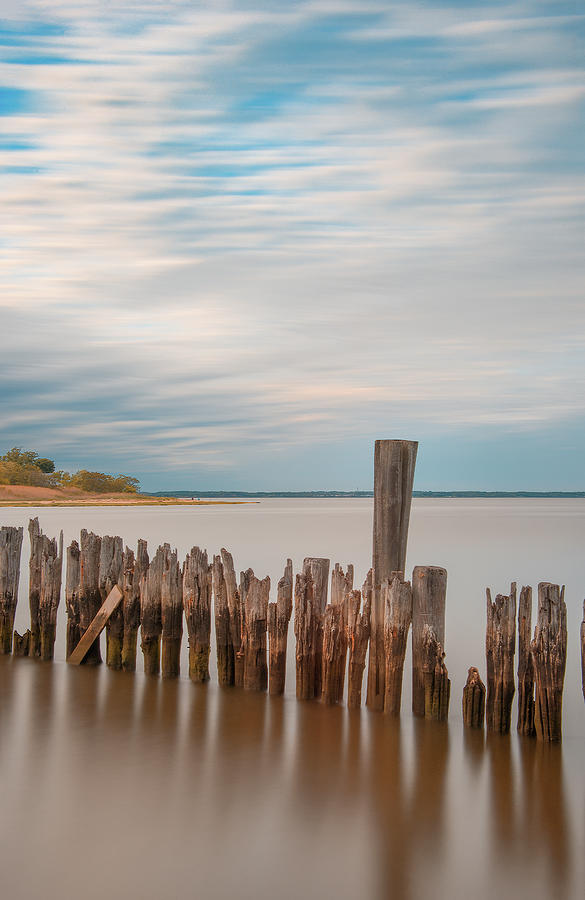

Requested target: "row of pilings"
[{"left": 0, "top": 517, "right": 581, "bottom": 741}]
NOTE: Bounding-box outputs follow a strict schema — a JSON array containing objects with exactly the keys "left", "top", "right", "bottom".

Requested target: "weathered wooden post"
[
  {"left": 412, "top": 565, "right": 447, "bottom": 716},
  {"left": 302, "top": 557, "right": 330, "bottom": 699},
  {"left": 322, "top": 564, "right": 352, "bottom": 705},
  {"left": 462, "top": 667, "right": 486, "bottom": 728},
  {"left": 212, "top": 553, "right": 234, "bottom": 686},
  {"left": 79, "top": 529, "right": 103, "bottom": 665},
  {"left": 0, "top": 526, "right": 23, "bottom": 654},
  {"left": 140, "top": 544, "right": 164, "bottom": 675},
  {"left": 38, "top": 530, "right": 63, "bottom": 660},
  {"left": 347, "top": 572, "right": 371, "bottom": 708},
  {"left": 222, "top": 549, "right": 244, "bottom": 686},
  {"left": 183, "top": 546, "right": 212, "bottom": 682},
  {"left": 161, "top": 546, "right": 182, "bottom": 679},
  {"left": 28, "top": 518, "right": 42, "bottom": 657},
  {"left": 383, "top": 573, "right": 412, "bottom": 715},
  {"left": 531, "top": 583, "right": 567, "bottom": 742},
  {"left": 268, "top": 559, "right": 293, "bottom": 695},
  {"left": 294, "top": 570, "right": 318, "bottom": 700},
  {"left": 121, "top": 539, "right": 148, "bottom": 672},
  {"left": 486, "top": 583, "right": 516, "bottom": 734},
  {"left": 99, "top": 535, "right": 124, "bottom": 669},
  {"left": 421, "top": 624, "right": 450, "bottom": 720},
  {"left": 241, "top": 572, "right": 270, "bottom": 691},
  {"left": 65, "top": 540, "right": 81, "bottom": 658},
  {"left": 367, "top": 439, "right": 418, "bottom": 711},
  {"left": 517, "top": 585, "right": 535, "bottom": 736},
  {"left": 13, "top": 630, "right": 30, "bottom": 656},
  {"left": 581, "top": 600, "right": 585, "bottom": 703}
]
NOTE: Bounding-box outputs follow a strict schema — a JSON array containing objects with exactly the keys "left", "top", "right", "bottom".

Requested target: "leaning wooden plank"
[{"left": 67, "top": 585, "right": 123, "bottom": 665}]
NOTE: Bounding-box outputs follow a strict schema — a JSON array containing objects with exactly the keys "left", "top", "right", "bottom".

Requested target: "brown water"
[{"left": 1, "top": 499, "right": 584, "bottom": 899}]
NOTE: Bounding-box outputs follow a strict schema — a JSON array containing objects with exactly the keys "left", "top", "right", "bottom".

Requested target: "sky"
[{"left": 1, "top": 0, "right": 584, "bottom": 491}]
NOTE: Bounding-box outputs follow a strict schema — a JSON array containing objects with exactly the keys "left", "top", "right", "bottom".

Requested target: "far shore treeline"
[{"left": 0, "top": 448, "right": 139, "bottom": 494}]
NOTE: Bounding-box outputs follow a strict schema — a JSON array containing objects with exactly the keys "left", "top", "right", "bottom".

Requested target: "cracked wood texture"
[
  {"left": 421, "top": 624, "right": 450, "bottom": 720},
  {"left": 462, "top": 667, "right": 486, "bottom": 728},
  {"left": 140, "top": 545, "right": 165, "bottom": 675},
  {"left": 517, "top": 585, "right": 535, "bottom": 736},
  {"left": 99, "top": 535, "right": 124, "bottom": 669},
  {"left": 121, "top": 539, "right": 148, "bottom": 672},
  {"left": 486, "top": 582, "right": 516, "bottom": 734},
  {"left": 412, "top": 565, "right": 447, "bottom": 717},
  {"left": 212, "top": 553, "right": 234, "bottom": 686},
  {"left": 38, "top": 529, "right": 63, "bottom": 661},
  {"left": 241, "top": 571, "right": 270, "bottom": 691},
  {"left": 0, "top": 526, "right": 23, "bottom": 654},
  {"left": 79, "top": 530, "right": 103, "bottom": 665},
  {"left": 302, "top": 557, "right": 330, "bottom": 699},
  {"left": 383, "top": 573, "right": 412, "bottom": 716},
  {"left": 183, "top": 546, "right": 212, "bottom": 682},
  {"left": 347, "top": 571, "right": 372, "bottom": 709},
  {"left": 322, "top": 564, "right": 353, "bottom": 705},
  {"left": 531, "top": 582, "right": 567, "bottom": 742},
  {"left": 65, "top": 540, "right": 81, "bottom": 658},
  {"left": 368, "top": 439, "right": 417, "bottom": 711},
  {"left": 294, "top": 570, "right": 319, "bottom": 700},
  {"left": 222, "top": 549, "right": 243, "bottom": 687},
  {"left": 161, "top": 546, "right": 182, "bottom": 679},
  {"left": 268, "top": 558, "right": 293, "bottom": 695}
]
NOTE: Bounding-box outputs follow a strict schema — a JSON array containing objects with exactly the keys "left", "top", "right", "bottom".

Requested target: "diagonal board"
[{"left": 67, "top": 585, "right": 123, "bottom": 665}]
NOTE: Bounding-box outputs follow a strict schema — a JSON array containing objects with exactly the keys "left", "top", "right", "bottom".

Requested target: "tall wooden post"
[
  {"left": 412, "top": 565, "right": 447, "bottom": 716},
  {"left": 302, "top": 557, "right": 330, "bottom": 699},
  {"left": 38, "top": 530, "right": 63, "bottom": 661},
  {"left": 367, "top": 439, "right": 418, "bottom": 711},
  {"left": 531, "top": 583, "right": 567, "bottom": 742},
  {"left": 485, "top": 583, "right": 516, "bottom": 734}
]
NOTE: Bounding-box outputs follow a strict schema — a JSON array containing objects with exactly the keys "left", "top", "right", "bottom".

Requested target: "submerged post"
[
  {"left": 0, "top": 526, "right": 23, "bottom": 654},
  {"left": 531, "top": 583, "right": 567, "bottom": 742},
  {"left": 367, "top": 439, "right": 418, "bottom": 711},
  {"left": 485, "top": 583, "right": 516, "bottom": 734},
  {"left": 412, "top": 565, "right": 447, "bottom": 717}
]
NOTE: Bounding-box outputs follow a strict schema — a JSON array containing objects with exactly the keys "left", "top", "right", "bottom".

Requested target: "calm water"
[{"left": 1, "top": 499, "right": 584, "bottom": 899}]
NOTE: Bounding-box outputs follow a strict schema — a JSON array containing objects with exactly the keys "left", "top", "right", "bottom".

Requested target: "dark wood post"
[
  {"left": 78, "top": 530, "right": 103, "bottom": 664},
  {"left": 38, "top": 530, "right": 63, "bottom": 661},
  {"left": 0, "top": 526, "right": 23, "bottom": 654},
  {"left": 121, "top": 539, "right": 148, "bottom": 672},
  {"left": 268, "top": 559, "right": 293, "bottom": 695},
  {"left": 421, "top": 624, "right": 450, "bottom": 720},
  {"left": 140, "top": 545, "right": 164, "bottom": 675},
  {"left": 412, "top": 565, "right": 447, "bottom": 716},
  {"left": 368, "top": 439, "right": 418, "bottom": 711},
  {"left": 212, "top": 553, "right": 234, "bottom": 686},
  {"left": 13, "top": 630, "right": 30, "bottom": 656},
  {"left": 183, "top": 546, "right": 212, "bottom": 683},
  {"left": 581, "top": 600, "right": 585, "bottom": 703},
  {"left": 241, "top": 572, "right": 270, "bottom": 691},
  {"left": 531, "top": 583, "right": 567, "bottom": 742},
  {"left": 347, "top": 572, "right": 371, "bottom": 709},
  {"left": 294, "top": 570, "right": 318, "bottom": 700},
  {"left": 462, "top": 667, "right": 485, "bottom": 728},
  {"left": 517, "top": 585, "right": 535, "bottom": 736},
  {"left": 65, "top": 540, "right": 81, "bottom": 658},
  {"left": 161, "top": 546, "right": 182, "bottom": 679},
  {"left": 322, "top": 605, "right": 345, "bottom": 705},
  {"left": 99, "top": 535, "right": 124, "bottom": 669},
  {"left": 28, "top": 518, "right": 42, "bottom": 657},
  {"left": 222, "top": 549, "right": 244, "bottom": 686},
  {"left": 383, "top": 573, "right": 412, "bottom": 715},
  {"left": 302, "top": 557, "right": 329, "bottom": 698},
  {"left": 486, "top": 583, "right": 516, "bottom": 734}
]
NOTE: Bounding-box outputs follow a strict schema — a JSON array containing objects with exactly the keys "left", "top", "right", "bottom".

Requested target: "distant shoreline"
[{"left": 147, "top": 490, "right": 585, "bottom": 499}]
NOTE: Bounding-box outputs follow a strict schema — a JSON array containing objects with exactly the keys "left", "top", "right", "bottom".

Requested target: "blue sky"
[{"left": 1, "top": 1, "right": 584, "bottom": 491}]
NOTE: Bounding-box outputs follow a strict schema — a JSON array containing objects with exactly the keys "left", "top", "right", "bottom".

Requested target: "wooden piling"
[
  {"left": 65, "top": 540, "right": 81, "bottom": 659},
  {"left": 28, "top": 518, "right": 42, "bottom": 657},
  {"left": 99, "top": 535, "right": 124, "bottom": 669},
  {"left": 38, "top": 530, "right": 63, "bottom": 660},
  {"left": 322, "top": 606, "right": 345, "bottom": 705},
  {"left": 302, "top": 557, "right": 330, "bottom": 699},
  {"left": 79, "top": 530, "right": 103, "bottom": 665},
  {"left": 140, "top": 545, "right": 165, "bottom": 675},
  {"left": 13, "top": 630, "right": 30, "bottom": 656},
  {"left": 222, "top": 549, "right": 244, "bottom": 686},
  {"left": 121, "top": 539, "right": 148, "bottom": 672},
  {"left": 412, "top": 565, "right": 447, "bottom": 717},
  {"left": 294, "top": 571, "right": 318, "bottom": 700},
  {"left": 268, "top": 559, "right": 293, "bottom": 695},
  {"left": 347, "top": 572, "right": 372, "bottom": 709},
  {"left": 161, "top": 546, "right": 182, "bottom": 679},
  {"left": 368, "top": 439, "right": 418, "bottom": 711},
  {"left": 462, "top": 667, "right": 485, "bottom": 728},
  {"left": 581, "top": 600, "right": 585, "bottom": 703},
  {"left": 486, "top": 583, "right": 516, "bottom": 734},
  {"left": 212, "top": 553, "right": 234, "bottom": 686},
  {"left": 421, "top": 624, "right": 450, "bottom": 720},
  {"left": 383, "top": 573, "right": 412, "bottom": 716},
  {"left": 183, "top": 546, "right": 212, "bottom": 683},
  {"left": 241, "top": 572, "right": 270, "bottom": 691},
  {"left": 517, "top": 585, "right": 535, "bottom": 736},
  {"left": 0, "top": 526, "right": 24, "bottom": 654},
  {"left": 531, "top": 583, "right": 567, "bottom": 742}
]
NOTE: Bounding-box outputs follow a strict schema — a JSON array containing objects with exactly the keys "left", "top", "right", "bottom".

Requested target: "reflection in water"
[{"left": 0, "top": 658, "right": 581, "bottom": 900}]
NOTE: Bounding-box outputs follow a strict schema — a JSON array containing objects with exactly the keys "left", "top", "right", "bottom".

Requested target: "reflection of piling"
[
  {"left": 517, "top": 585, "right": 535, "bottom": 736},
  {"left": 268, "top": 559, "right": 293, "bottom": 695},
  {"left": 0, "top": 526, "right": 23, "bottom": 654},
  {"left": 462, "top": 667, "right": 485, "bottom": 728},
  {"left": 486, "top": 583, "right": 516, "bottom": 734},
  {"left": 531, "top": 583, "right": 567, "bottom": 742},
  {"left": 383, "top": 573, "right": 412, "bottom": 716},
  {"left": 183, "top": 546, "right": 212, "bottom": 683},
  {"left": 368, "top": 439, "right": 418, "bottom": 712},
  {"left": 412, "top": 566, "right": 447, "bottom": 718}
]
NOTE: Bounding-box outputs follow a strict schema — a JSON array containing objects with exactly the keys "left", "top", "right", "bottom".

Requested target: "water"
[{"left": 1, "top": 499, "right": 584, "bottom": 899}]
